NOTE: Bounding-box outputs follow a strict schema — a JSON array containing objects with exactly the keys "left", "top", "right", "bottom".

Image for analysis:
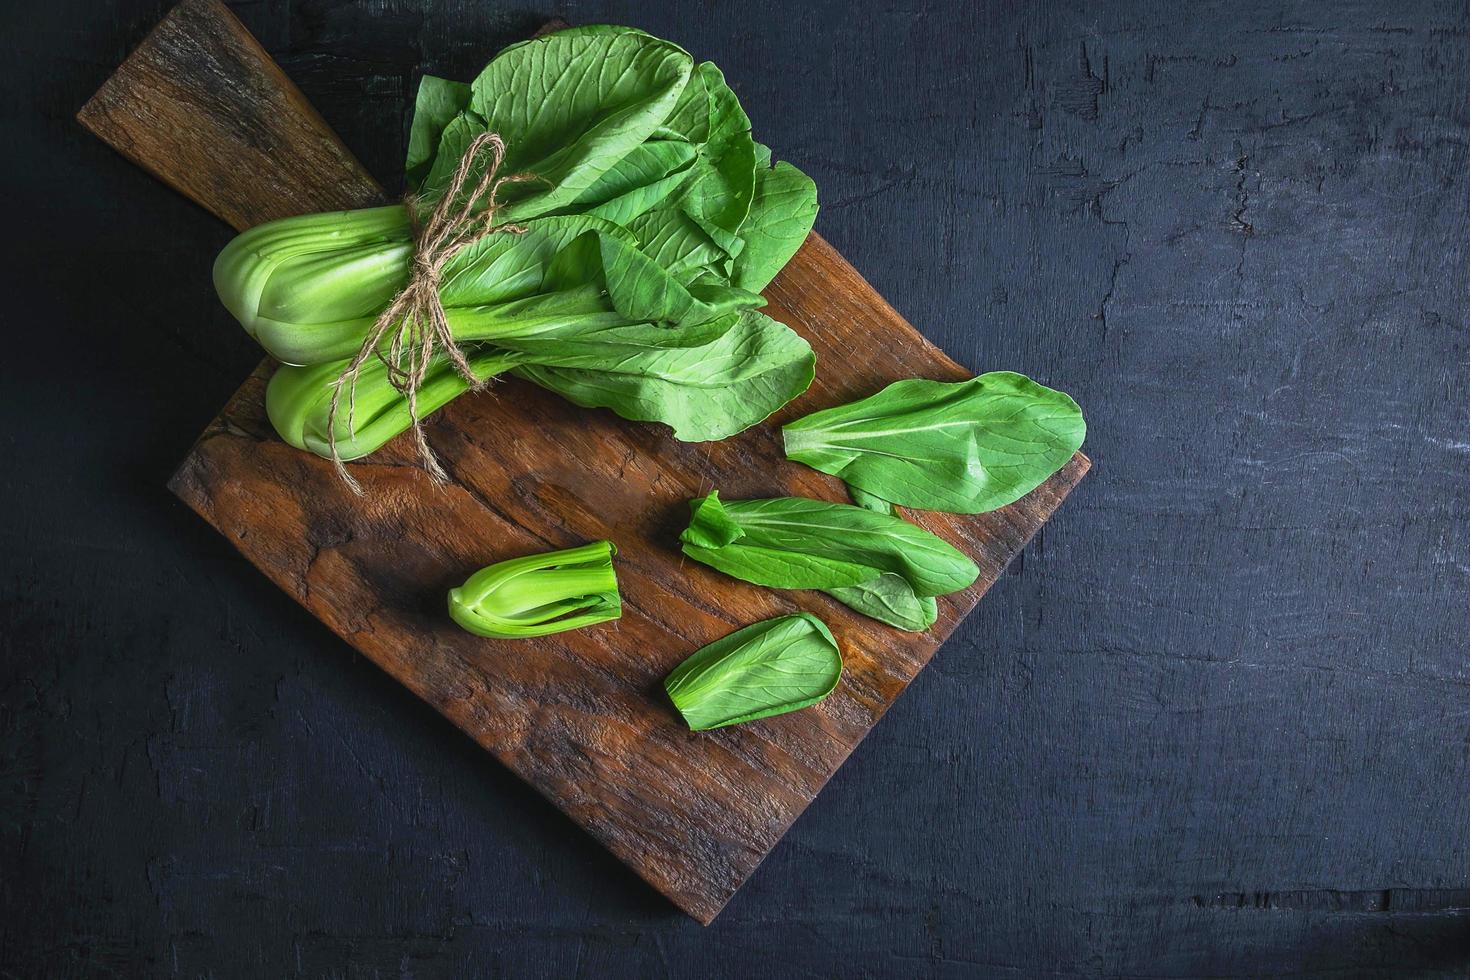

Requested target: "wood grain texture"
[
  {"left": 77, "top": 0, "right": 384, "bottom": 227},
  {"left": 78, "top": 0, "right": 1085, "bottom": 925}
]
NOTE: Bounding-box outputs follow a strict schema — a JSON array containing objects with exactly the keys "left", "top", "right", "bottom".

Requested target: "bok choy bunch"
[{"left": 213, "top": 25, "right": 819, "bottom": 463}]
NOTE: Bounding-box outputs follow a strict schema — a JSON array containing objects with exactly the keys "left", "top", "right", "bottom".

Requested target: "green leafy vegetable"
[
  {"left": 216, "top": 213, "right": 748, "bottom": 366},
  {"left": 679, "top": 491, "right": 978, "bottom": 630},
  {"left": 782, "top": 372, "right": 1085, "bottom": 514},
  {"left": 448, "top": 540, "right": 620, "bottom": 638},
  {"left": 664, "top": 613, "right": 841, "bottom": 730},
  {"left": 212, "top": 25, "right": 820, "bottom": 466},
  {"left": 835, "top": 486, "right": 939, "bottom": 629},
  {"left": 826, "top": 576, "right": 938, "bottom": 632},
  {"left": 677, "top": 63, "right": 756, "bottom": 256}
]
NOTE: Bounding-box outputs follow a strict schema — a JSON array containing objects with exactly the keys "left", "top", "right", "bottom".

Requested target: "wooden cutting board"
[{"left": 79, "top": 0, "right": 1090, "bottom": 923}]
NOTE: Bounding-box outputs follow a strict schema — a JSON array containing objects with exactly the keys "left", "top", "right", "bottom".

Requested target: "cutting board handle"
[{"left": 77, "top": 0, "right": 385, "bottom": 231}]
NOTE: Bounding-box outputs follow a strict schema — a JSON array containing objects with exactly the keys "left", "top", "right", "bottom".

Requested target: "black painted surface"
[{"left": 5, "top": 0, "right": 1469, "bottom": 975}]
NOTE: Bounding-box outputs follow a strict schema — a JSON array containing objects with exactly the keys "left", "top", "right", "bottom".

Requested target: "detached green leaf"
[
  {"left": 680, "top": 492, "right": 978, "bottom": 598},
  {"left": 783, "top": 372, "right": 1086, "bottom": 514},
  {"left": 664, "top": 613, "right": 842, "bottom": 731},
  {"left": 826, "top": 576, "right": 938, "bottom": 632},
  {"left": 834, "top": 488, "right": 941, "bottom": 630},
  {"left": 679, "top": 492, "right": 976, "bottom": 631},
  {"left": 448, "top": 540, "right": 621, "bottom": 639}
]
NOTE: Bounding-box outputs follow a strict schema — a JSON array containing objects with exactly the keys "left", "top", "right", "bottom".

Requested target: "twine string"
[{"left": 326, "top": 131, "right": 535, "bottom": 492}]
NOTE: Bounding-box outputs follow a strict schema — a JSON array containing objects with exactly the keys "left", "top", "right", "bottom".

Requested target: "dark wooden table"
[{"left": 5, "top": 1, "right": 1469, "bottom": 976}]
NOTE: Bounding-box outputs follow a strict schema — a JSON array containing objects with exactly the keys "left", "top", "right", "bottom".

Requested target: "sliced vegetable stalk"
[
  {"left": 448, "top": 540, "right": 620, "bottom": 639},
  {"left": 678, "top": 491, "right": 978, "bottom": 631},
  {"left": 782, "top": 373, "right": 1086, "bottom": 514},
  {"left": 267, "top": 350, "right": 516, "bottom": 461},
  {"left": 664, "top": 613, "right": 842, "bottom": 730}
]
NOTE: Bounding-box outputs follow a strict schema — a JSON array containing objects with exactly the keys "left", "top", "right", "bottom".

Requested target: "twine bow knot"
[{"left": 328, "top": 131, "right": 535, "bottom": 491}]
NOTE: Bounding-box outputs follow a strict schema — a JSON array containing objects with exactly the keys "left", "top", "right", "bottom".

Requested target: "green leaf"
[
  {"left": 681, "top": 541, "right": 879, "bottom": 590},
  {"left": 681, "top": 491, "right": 746, "bottom": 549},
  {"left": 489, "top": 313, "right": 734, "bottom": 364},
  {"left": 505, "top": 23, "right": 648, "bottom": 41},
  {"left": 678, "top": 63, "right": 756, "bottom": 255},
  {"left": 405, "top": 74, "right": 472, "bottom": 189},
  {"left": 731, "top": 161, "right": 818, "bottom": 293},
  {"left": 437, "top": 214, "right": 633, "bottom": 308},
  {"left": 627, "top": 205, "right": 725, "bottom": 282},
  {"left": 515, "top": 309, "right": 814, "bottom": 441},
  {"left": 508, "top": 15, "right": 702, "bottom": 147},
  {"left": 825, "top": 575, "right": 938, "bottom": 632},
  {"left": 556, "top": 140, "right": 697, "bottom": 223},
  {"left": 679, "top": 491, "right": 979, "bottom": 600},
  {"left": 782, "top": 372, "right": 1086, "bottom": 514},
  {"left": 847, "top": 483, "right": 895, "bottom": 515},
  {"left": 448, "top": 540, "right": 621, "bottom": 638},
  {"left": 659, "top": 59, "right": 711, "bottom": 143},
  {"left": 548, "top": 230, "right": 763, "bottom": 326},
  {"left": 421, "top": 31, "right": 694, "bottom": 219},
  {"left": 664, "top": 613, "right": 842, "bottom": 730},
  {"left": 529, "top": 230, "right": 761, "bottom": 327}
]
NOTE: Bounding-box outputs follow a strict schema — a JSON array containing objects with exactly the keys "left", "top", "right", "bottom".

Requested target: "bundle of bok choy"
[{"left": 213, "top": 25, "right": 819, "bottom": 467}]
